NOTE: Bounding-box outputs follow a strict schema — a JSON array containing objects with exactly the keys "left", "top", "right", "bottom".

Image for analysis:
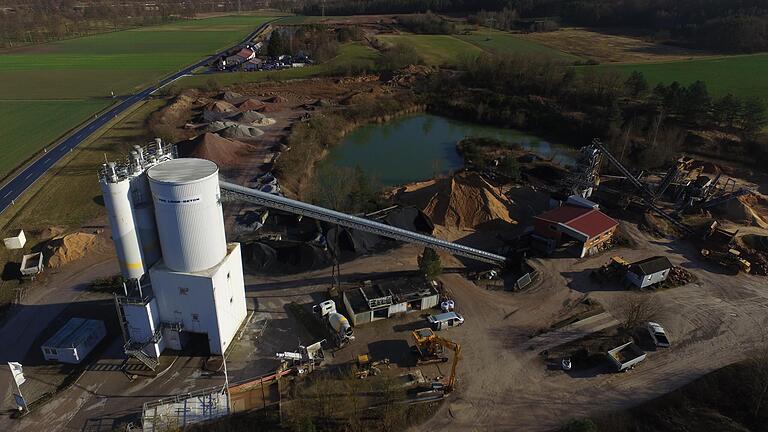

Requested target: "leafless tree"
[{"left": 615, "top": 294, "right": 660, "bottom": 332}]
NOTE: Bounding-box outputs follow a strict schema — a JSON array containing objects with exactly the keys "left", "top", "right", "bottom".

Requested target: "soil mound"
[
  {"left": 178, "top": 133, "right": 257, "bottom": 168},
  {"left": 712, "top": 193, "right": 768, "bottom": 229},
  {"left": 394, "top": 173, "right": 516, "bottom": 229},
  {"left": 219, "top": 91, "right": 243, "bottom": 102},
  {"left": 257, "top": 103, "right": 279, "bottom": 113},
  {"left": 235, "top": 110, "right": 276, "bottom": 126},
  {"left": 205, "top": 100, "right": 237, "bottom": 114},
  {"left": 206, "top": 120, "right": 238, "bottom": 133},
  {"left": 238, "top": 98, "right": 266, "bottom": 111},
  {"left": 219, "top": 124, "right": 264, "bottom": 139},
  {"left": 45, "top": 233, "right": 99, "bottom": 268},
  {"left": 265, "top": 95, "right": 288, "bottom": 104}
]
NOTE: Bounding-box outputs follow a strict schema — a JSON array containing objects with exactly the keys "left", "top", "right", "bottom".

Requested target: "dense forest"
[
  {"left": 301, "top": 0, "right": 768, "bottom": 53},
  {"left": 0, "top": 0, "right": 269, "bottom": 46}
]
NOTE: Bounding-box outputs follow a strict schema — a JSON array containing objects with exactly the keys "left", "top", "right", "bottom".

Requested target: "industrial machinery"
[
  {"left": 591, "top": 256, "right": 630, "bottom": 282},
  {"left": 701, "top": 248, "right": 751, "bottom": 274},
  {"left": 100, "top": 144, "right": 247, "bottom": 370},
  {"left": 410, "top": 328, "right": 461, "bottom": 393},
  {"left": 313, "top": 300, "right": 354, "bottom": 347}
]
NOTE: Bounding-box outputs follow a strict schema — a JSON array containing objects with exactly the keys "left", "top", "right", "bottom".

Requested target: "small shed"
[
  {"left": 3, "top": 229, "right": 26, "bottom": 250},
  {"left": 41, "top": 318, "right": 106, "bottom": 364},
  {"left": 626, "top": 256, "right": 673, "bottom": 288}
]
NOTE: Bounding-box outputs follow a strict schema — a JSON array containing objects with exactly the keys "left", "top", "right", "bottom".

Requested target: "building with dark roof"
[
  {"left": 626, "top": 256, "right": 673, "bottom": 288},
  {"left": 533, "top": 199, "right": 619, "bottom": 258}
]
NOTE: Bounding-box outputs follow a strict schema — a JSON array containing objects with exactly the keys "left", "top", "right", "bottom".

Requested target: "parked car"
[
  {"left": 427, "top": 312, "right": 464, "bottom": 330},
  {"left": 646, "top": 322, "right": 670, "bottom": 348}
]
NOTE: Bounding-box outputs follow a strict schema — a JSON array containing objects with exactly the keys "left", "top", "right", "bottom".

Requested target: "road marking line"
[
  {"left": 2, "top": 191, "right": 13, "bottom": 199},
  {"left": 25, "top": 172, "right": 34, "bottom": 180}
]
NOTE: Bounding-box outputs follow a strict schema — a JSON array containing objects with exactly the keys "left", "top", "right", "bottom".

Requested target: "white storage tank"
[
  {"left": 101, "top": 177, "right": 146, "bottom": 280},
  {"left": 130, "top": 174, "right": 161, "bottom": 268},
  {"left": 147, "top": 158, "right": 227, "bottom": 273}
]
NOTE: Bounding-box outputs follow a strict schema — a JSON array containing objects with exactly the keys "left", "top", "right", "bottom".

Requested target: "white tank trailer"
[
  {"left": 313, "top": 300, "right": 354, "bottom": 346},
  {"left": 100, "top": 143, "right": 247, "bottom": 362}
]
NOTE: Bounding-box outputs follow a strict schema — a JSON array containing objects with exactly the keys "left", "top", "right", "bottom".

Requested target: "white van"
[{"left": 427, "top": 312, "right": 465, "bottom": 330}]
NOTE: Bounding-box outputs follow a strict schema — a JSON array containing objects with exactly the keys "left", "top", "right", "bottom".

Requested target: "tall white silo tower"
[{"left": 147, "top": 158, "right": 247, "bottom": 356}]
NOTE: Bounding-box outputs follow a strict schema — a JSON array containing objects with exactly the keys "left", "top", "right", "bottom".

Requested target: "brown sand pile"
[
  {"left": 45, "top": 233, "right": 99, "bottom": 268},
  {"left": 238, "top": 98, "right": 266, "bottom": 111},
  {"left": 177, "top": 133, "right": 257, "bottom": 168},
  {"left": 713, "top": 193, "right": 768, "bottom": 229},
  {"left": 205, "top": 100, "right": 237, "bottom": 114},
  {"left": 257, "top": 103, "right": 279, "bottom": 113},
  {"left": 394, "top": 173, "right": 516, "bottom": 229}
]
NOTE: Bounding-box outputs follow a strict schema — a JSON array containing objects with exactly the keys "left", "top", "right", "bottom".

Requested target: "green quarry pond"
[{"left": 323, "top": 113, "right": 577, "bottom": 186}]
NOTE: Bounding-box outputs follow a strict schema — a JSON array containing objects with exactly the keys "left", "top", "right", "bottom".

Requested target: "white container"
[
  {"left": 3, "top": 229, "right": 26, "bottom": 250},
  {"left": 147, "top": 159, "right": 227, "bottom": 273},
  {"left": 101, "top": 178, "right": 146, "bottom": 280}
]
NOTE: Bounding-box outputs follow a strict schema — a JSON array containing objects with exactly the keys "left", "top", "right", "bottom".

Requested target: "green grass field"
[
  {"left": 376, "top": 34, "right": 483, "bottom": 65},
  {"left": 593, "top": 54, "right": 768, "bottom": 100},
  {"left": 457, "top": 31, "right": 581, "bottom": 62},
  {"left": 0, "top": 100, "right": 111, "bottom": 175},
  {"left": 0, "top": 14, "right": 278, "bottom": 178},
  {"left": 179, "top": 42, "right": 379, "bottom": 88}
]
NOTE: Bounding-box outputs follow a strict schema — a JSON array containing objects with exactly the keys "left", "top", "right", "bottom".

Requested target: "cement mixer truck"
[{"left": 313, "top": 300, "right": 354, "bottom": 347}]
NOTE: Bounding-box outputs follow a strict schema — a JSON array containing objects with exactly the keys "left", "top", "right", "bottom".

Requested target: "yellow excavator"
[{"left": 411, "top": 328, "right": 461, "bottom": 393}]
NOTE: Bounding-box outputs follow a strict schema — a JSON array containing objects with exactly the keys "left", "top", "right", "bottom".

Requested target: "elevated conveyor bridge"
[{"left": 219, "top": 181, "right": 507, "bottom": 265}]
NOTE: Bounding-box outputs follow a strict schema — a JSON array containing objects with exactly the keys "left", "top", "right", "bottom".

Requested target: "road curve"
[{"left": 0, "top": 20, "right": 273, "bottom": 215}]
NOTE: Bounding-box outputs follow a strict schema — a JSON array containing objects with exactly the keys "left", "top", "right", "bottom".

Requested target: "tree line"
[
  {"left": 299, "top": 0, "right": 768, "bottom": 53},
  {"left": 0, "top": 0, "right": 266, "bottom": 47},
  {"left": 420, "top": 53, "right": 768, "bottom": 169}
]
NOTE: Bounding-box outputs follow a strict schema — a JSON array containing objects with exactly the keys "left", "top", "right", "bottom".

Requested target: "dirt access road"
[{"left": 419, "top": 222, "right": 768, "bottom": 431}]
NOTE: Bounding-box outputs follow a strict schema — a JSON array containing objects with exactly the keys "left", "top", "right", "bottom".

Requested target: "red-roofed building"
[{"left": 533, "top": 201, "right": 619, "bottom": 258}]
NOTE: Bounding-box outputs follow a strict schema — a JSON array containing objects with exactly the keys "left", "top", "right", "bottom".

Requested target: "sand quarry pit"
[
  {"left": 393, "top": 172, "right": 518, "bottom": 230},
  {"left": 44, "top": 232, "right": 101, "bottom": 268}
]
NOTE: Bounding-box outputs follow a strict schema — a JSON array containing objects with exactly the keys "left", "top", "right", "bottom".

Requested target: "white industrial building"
[{"left": 99, "top": 142, "right": 247, "bottom": 368}]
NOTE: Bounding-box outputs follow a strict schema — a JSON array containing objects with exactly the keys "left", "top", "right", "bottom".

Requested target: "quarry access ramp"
[{"left": 219, "top": 181, "right": 507, "bottom": 265}]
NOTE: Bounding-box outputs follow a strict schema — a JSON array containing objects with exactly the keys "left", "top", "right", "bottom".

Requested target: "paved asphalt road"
[{"left": 0, "top": 20, "right": 273, "bottom": 215}]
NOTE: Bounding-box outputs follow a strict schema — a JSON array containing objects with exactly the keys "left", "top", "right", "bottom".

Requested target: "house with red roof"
[{"left": 532, "top": 198, "right": 619, "bottom": 258}]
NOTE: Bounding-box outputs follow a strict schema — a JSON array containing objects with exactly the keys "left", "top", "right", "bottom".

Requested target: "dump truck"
[
  {"left": 701, "top": 248, "right": 751, "bottom": 275},
  {"left": 607, "top": 341, "right": 646, "bottom": 372},
  {"left": 312, "top": 300, "right": 354, "bottom": 347}
]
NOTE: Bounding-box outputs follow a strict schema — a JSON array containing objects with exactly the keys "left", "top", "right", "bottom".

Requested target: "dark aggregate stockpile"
[{"left": 241, "top": 208, "right": 433, "bottom": 273}]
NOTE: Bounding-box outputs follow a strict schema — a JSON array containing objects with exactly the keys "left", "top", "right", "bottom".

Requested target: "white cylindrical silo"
[
  {"left": 100, "top": 178, "right": 145, "bottom": 280},
  {"left": 147, "top": 158, "right": 227, "bottom": 273},
  {"left": 130, "top": 174, "right": 161, "bottom": 269}
]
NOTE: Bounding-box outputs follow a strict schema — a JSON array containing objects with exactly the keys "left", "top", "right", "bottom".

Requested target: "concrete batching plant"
[{"left": 100, "top": 141, "right": 246, "bottom": 368}]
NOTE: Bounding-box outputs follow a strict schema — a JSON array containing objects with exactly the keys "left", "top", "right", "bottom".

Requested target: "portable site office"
[{"left": 41, "top": 318, "right": 107, "bottom": 364}]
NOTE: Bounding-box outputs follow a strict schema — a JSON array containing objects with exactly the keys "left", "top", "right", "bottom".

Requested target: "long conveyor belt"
[{"left": 219, "top": 181, "right": 506, "bottom": 265}]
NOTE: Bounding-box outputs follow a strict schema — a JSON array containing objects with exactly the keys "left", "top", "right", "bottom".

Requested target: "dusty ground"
[{"left": 521, "top": 27, "right": 714, "bottom": 64}]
